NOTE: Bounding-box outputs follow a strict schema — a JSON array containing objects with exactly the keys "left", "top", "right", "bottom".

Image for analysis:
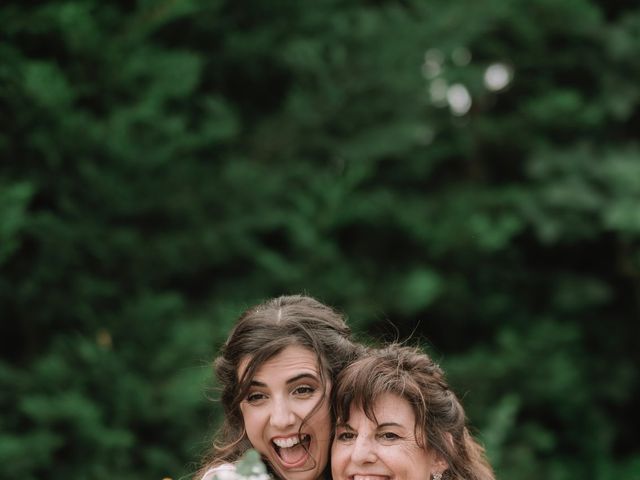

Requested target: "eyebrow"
[
  {"left": 335, "top": 422, "right": 404, "bottom": 430},
  {"left": 336, "top": 422, "right": 354, "bottom": 430},
  {"left": 377, "top": 422, "right": 403, "bottom": 429},
  {"left": 249, "top": 373, "right": 319, "bottom": 388}
]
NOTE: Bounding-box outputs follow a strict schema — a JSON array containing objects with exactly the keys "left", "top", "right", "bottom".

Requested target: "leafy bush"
[{"left": 1, "top": 1, "right": 639, "bottom": 479}]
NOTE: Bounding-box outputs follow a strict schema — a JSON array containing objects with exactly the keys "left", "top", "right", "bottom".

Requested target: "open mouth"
[{"left": 272, "top": 434, "right": 311, "bottom": 466}]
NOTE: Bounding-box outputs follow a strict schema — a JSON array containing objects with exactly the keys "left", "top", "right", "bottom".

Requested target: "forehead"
[
  {"left": 349, "top": 393, "right": 417, "bottom": 425},
  {"left": 238, "top": 344, "right": 321, "bottom": 379}
]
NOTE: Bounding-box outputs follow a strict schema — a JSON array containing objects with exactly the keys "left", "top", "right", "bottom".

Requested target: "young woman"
[
  {"left": 331, "top": 344, "right": 495, "bottom": 480},
  {"left": 198, "top": 295, "right": 362, "bottom": 480}
]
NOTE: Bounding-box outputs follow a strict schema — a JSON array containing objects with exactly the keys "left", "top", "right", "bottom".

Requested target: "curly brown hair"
[
  {"left": 197, "top": 295, "right": 362, "bottom": 479},
  {"left": 332, "top": 344, "right": 495, "bottom": 480}
]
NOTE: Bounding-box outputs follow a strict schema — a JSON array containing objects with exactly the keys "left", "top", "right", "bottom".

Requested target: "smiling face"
[
  {"left": 331, "top": 393, "right": 446, "bottom": 480},
  {"left": 239, "top": 345, "right": 332, "bottom": 480}
]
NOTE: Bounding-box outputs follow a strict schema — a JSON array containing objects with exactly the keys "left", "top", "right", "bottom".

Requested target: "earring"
[{"left": 432, "top": 473, "right": 442, "bottom": 480}]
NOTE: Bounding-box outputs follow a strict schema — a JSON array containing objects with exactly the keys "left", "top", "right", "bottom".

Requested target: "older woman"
[
  {"left": 331, "top": 344, "right": 495, "bottom": 480},
  {"left": 198, "top": 295, "right": 362, "bottom": 480}
]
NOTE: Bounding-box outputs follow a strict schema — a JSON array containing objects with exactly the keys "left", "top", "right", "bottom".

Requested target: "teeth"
[
  {"left": 273, "top": 437, "right": 299, "bottom": 448},
  {"left": 353, "top": 476, "right": 388, "bottom": 480},
  {"left": 272, "top": 434, "right": 310, "bottom": 448}
]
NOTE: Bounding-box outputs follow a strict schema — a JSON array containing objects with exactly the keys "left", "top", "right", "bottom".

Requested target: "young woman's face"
[
  {"left": 331, "top": 393, "right": 445, "bottom": 480},
  {"left": 239, "top": 345, "right": 332, "bottom": 480}
]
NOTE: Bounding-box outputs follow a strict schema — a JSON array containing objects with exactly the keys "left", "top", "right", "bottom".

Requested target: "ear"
[
  {"left": 431, "top": 432, "right": 453, "bottom": 473},
  {"left": 432, "top": 452, "right": 449, "bottom": 473}
]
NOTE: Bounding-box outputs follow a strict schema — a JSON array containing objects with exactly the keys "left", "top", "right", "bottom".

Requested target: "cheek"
[
  {"left": 239, "top": 406, "right": 262, "bottom": 441},
  {"left": 331, "top": 443, "right": 350, "bottom": 477},
  {"left": 401, "top": 446, "right": 434, "bottom": 475},
  {"left": 330, "top": 442, "right": 345, "bottom": 460},
  {"left": 311, "top": 404, "right": 332, "bottom": 437}
]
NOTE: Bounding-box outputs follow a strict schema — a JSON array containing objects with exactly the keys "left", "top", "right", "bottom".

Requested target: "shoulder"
[{"left": 201, "top": 463, "right": 237, "bottom": 480}]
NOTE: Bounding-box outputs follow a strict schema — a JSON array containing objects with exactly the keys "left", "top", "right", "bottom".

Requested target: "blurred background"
[{"left": 1, "top": 0, "right": 640, "bottom": 479}]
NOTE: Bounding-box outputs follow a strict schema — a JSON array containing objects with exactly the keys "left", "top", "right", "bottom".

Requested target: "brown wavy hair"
[
  {"left": 197, "top": 295, "right": 362, "bottom": 479},
  {"left": 332, "top": 344, "right": 495, "bottom": 480}
]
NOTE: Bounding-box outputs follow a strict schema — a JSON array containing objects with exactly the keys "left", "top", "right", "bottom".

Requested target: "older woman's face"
[
  {"left": 239, "top": 345, "right": 332, "bottom": 480},
  {"left": 331, "top": 393, "right": 445, "bottom": 480}
]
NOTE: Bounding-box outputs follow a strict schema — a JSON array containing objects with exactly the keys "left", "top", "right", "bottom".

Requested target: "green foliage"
[
  {"left": 1, "top": 0, "right": 639, "bottom": 479},
  {"left": 235, "top": 449, "right": 268, "bottom": 478}
]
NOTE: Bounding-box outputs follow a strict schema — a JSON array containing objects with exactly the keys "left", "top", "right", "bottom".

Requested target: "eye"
[
  {"left": 379, "top": 432, "right": 401, "bottom": 441},
  {"left": 336, "top": 431, "right": 356, "bottom": 442},
  {"left": 293, "top": 385, "right": 316, "bottom": 396},
  {"left": 246, "top": 392, "right": 267, "bottom": 403}
]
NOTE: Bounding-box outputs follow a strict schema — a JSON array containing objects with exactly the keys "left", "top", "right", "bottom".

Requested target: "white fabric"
[{"left": 201, "top": 463, "right": 237, "bottom": 480}]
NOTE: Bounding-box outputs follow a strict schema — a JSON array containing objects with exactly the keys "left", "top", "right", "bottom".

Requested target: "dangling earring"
[{"left": 432, "top": 473, "right": 442, "bottom": 480}]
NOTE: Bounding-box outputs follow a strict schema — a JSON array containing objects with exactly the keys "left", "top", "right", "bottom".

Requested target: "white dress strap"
[{"left": 201, "top": 463, "right": 237, "bottom": 480}]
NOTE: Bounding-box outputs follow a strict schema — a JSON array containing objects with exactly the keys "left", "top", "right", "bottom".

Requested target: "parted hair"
[
  {"left": 198, "top": 294, "right": 362, "bottom": 478},
  {"left": 333, "top": 344, "right": 495, "bottom": 480}
]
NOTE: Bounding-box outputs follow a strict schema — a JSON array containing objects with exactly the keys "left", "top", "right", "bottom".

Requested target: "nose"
[
  {"left": 269, "top": 396, "right": 296, "bottom": 430},
  {"left": 350, "top": 435, "right": 377, "bottom": 464}
]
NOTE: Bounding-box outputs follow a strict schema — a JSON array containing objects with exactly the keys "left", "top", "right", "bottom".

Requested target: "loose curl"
[
  {"left": 198, "top": 295, "right": 362, "bottom": 479},
  {"left": 332, "top": 344, "right": 495, "bottom": 480}
]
